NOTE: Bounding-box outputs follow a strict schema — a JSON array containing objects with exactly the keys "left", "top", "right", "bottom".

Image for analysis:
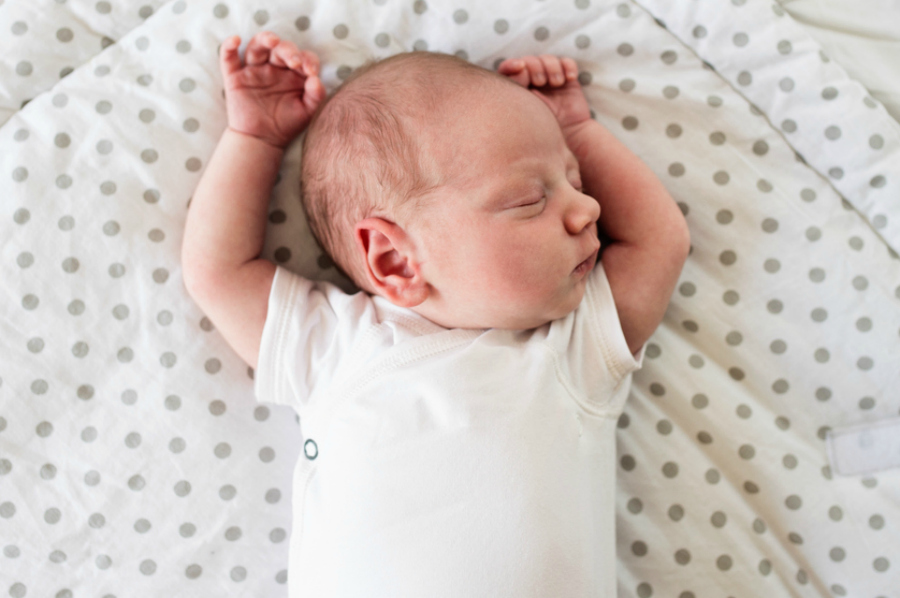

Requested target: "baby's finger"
[
  {"left": 282, "top": 48, "right": 320, "bottom": 77},
  {"left": 523, "top": 56, "right": 547, "bottom": 87},
  {"left": 302, "top": 75, "right": 327, "bottom": 114},
  {"left": 497, "top": 58, "right": 530, "bottom": 87},
  {"left": 561, "top": 57, "right": 579, "bottom": 82},
  {"left": 245, "top": 31, "right": 279, "bottom": 66},
  {"left": 538, "top": 54, "right": 565, "bottom": 87},
  {"left": 219, "top": 35, "right": 242, "bottom": 76}
]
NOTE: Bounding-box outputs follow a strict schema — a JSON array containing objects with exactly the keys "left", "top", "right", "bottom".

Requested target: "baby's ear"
[{"left": 354, "top": 217, "right": 429, "bottom": 308}]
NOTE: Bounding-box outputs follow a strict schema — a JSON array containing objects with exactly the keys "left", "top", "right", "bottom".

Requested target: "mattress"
[{"left": 1, "top": 0, "right": 898, "bottom": 596}]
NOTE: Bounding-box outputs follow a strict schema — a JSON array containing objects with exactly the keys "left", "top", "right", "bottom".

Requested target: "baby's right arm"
[{"left": 181, "top": 32, "right": 324, "bottom": 369}]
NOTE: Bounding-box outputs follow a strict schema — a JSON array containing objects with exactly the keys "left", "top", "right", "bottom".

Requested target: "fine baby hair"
[{"left": 299, "top": 52, "right": 520, "bottom": 292}]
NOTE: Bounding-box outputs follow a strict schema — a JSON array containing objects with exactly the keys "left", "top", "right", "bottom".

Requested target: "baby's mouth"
[{"left": 573, "top": 248, "right": 599, "bottom": 276}]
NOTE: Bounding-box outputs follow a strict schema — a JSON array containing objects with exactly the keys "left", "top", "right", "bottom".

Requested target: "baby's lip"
[{"left": 573, "top": 243, "right": 600, "bottom": 275}]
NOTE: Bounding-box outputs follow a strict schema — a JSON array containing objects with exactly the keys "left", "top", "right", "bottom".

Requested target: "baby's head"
[{"left": 300, "top": 52, "right": 600, "bottom": 330}]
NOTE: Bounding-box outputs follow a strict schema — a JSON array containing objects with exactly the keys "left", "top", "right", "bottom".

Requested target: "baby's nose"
[{"left": 566, "top": 191, "right": 600, "bottom": 234}]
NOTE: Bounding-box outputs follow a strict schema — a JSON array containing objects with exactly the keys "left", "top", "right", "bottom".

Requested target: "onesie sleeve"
[
  {"left": 559, "top": 261, "right": 645, "bottom": 413},
  {"left": 254, "top": 265, "right": 376, "bottom": 415}
]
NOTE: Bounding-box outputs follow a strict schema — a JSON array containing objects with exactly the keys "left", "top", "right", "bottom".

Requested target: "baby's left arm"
[{"left": 500, "top": 55, "right": 691, "bottom": 355}]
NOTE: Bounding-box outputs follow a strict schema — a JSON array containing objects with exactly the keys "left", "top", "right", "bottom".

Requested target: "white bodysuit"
[{"left": 254, "top": 262, "right": 644, "bottom": 597}]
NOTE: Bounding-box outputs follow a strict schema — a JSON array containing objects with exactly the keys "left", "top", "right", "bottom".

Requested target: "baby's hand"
[
  {"left": 219, "top": 31, "right": 327, "bottom": 149},
  {"left": 498, "top": 55, "right": 591, "bottom": 137}
]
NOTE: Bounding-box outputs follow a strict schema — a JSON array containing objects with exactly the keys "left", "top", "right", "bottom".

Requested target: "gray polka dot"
[
  {"left": 169, "top": 437, "right": 186, "bottom": 453},
  {"left": 785, "top": 495, "right": 802, "bottom": 510},
  {"left": 869, "top": 514, "right": 885, "bottom": 529},
  {"left": 739, "top": 444, "right": 756, "bottom": 459},
  {"left": 661, "top": 50, "right": 677, "bottom": 64},
  {"left": 717, "top": 554, "right": 733, "bottom": 570},
  {"left": 622, "top": 116, "right": 639, "bottom": 130},
  {"left": 753, "top": 140, "right": 769, "bottom": 155},
  {"left": 493, "top": 19, "right": 509, "bottom": 34},
  {"left": 663, "top": 85, "right": 679, "bottom": 99},
  {"left": 859, "top": 396, "right": 875, "bottom": 409},
  {"left": 737, "top": 404, "right": 753, "bottom": 418},
  {"left": 375, "top": 32, "right": 390, "bottom": 47},
  {"left": 180, "top": 522, "right": 197, "bottom": 537},
  {"left": 783, "top": 454, "right": 798, "bottom": 468},
  {"left": 174, "top": 481, "right": 192, "bottom": 497},
  {"left": 693, "top": 25, "right": 707, "bottom": 38},
  {"left": 453, "top": 9, "right": 468, "bottom": 24},
  {"left": 708, "top": 95, "right": 723, "bottom": 107},
  {"left": 575, "top": 35, "right": 590, "bottom": 49},
  {"left": 668, "top": 163, "right": 685, "bottom": 177},
  {"left": 413, "top": 0, "right": 427, "bottom": 14},
  {"left": 16, "top": 61, "right": 33, "bottom": 77},
  {"left": 869, "top": 134, "right": 884, "bottom": 149},
  {"left": 220, "top": 484, "right": 237, "bottom": 500},
  {"left": 632, "top": 540, "right": 647, "bottom": 556},
  {"left": 806, "top": 227, "right": 822, "bottom": 242},
  {"left": 713, "top": 171, "right": 730, "bottom": 185},
  {"left": 140, "top": 559, "right": 157, "bottom": 575},
  {"left": 259, "top": 447, "right": 276, "bottom": 463},
  {"left": 777, "top": 40, "right": 792, "bottom": 54},
  {"left": 711, "top": 511, "right": 727, "bottom": 527},
  {"left": 662, "top": 462, "right": 679, "bottom": 478},
  {"left": 829, "top": 167, "right": 844, "bottom": 179},
  {"left": 295, "top": 16, "right": 311, "bottom": 32},
  {"left": 822, "top": 86, "right": 838, "bottom": 100},
  {"left": 737, "top": 71, "right": 752, "bottom": 86},
  {"left": 176, "top": 40, "right": 191, "bottom": 53},
  {"left": 617, "top": 43, "right": 634, "bottom": 57},
  {"left": 231, "top": 566, "right": 247, "bottom": 581},
  {"left": 668, "top": 504, "right": 684, "bottom": 521},
  {"left": 779, "top": 77, "right": 794, "bottom": 92},
  {"left": 252, "top": 10, "right": 268, "bottom": 25},
  {"left": 733, "top": 32, "right": 749, "bottom": 46},
  {"left": 825, "top": 125, "right": 841, "bottom": 140},
  {"left": 186, "top": 564, "right": 203, "bottom": 579},
  {"left": 705, "top": 468, "right": 720, "bottom": 484}
]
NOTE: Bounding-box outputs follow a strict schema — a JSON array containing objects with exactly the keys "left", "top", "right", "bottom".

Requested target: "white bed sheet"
[
  {"left": 1, "top": 1, "right": 898, "bottom": 597},
  {"left": 779, "top": 0, "right": 900, "bottom": 123}
]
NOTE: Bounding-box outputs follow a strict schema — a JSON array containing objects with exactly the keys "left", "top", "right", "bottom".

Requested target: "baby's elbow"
[{"left": 670, "top": 215, "right": 692, "bottom": 266}]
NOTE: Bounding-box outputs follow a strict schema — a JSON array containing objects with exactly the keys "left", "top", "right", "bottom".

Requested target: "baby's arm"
[
  {"left": 500, "top": 56, "right": 690, "bottom": 355},
  {"left": 181, "top": 32, "right": 325, "bottom": 369}
]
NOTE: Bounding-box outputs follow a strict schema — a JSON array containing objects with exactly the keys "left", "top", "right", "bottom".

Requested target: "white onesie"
[{"left": 254, "top": 261, "right": 644, "bottom": 597}]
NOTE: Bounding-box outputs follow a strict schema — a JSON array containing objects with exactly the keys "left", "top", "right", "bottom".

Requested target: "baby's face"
[{"left": 408, "top": 81, "right": 600, "bottom": 330}]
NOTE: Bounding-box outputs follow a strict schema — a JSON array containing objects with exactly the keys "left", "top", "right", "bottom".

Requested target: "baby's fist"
[
  {"left": 498, "top": 55, "right": 590, "bottom": 135},
  {"left": 219, "top": 32, "right": 327, "bottom": 149}
]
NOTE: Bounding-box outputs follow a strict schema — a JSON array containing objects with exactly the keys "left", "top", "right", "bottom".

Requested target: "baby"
[{"left": 182, "top": 31, "right": 690, "bottom": 597}]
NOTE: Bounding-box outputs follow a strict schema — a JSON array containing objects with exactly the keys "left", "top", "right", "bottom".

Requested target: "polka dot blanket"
[{"left": 1, "top": 0, "right": 898, "bottom": 596}]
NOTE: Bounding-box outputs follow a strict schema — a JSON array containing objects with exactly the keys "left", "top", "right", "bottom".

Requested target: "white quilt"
[{"left": 1, "top": 0, "right": 898, "bottom": 596}]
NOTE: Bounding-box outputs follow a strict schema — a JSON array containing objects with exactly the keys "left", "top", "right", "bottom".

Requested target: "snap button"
[{"left": 304, "top": 439, "right": 318, "bottom": 460}]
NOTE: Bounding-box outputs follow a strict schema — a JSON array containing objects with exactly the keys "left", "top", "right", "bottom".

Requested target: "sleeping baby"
[{"left": 182, "top": 30, "right": 690, "bottom": 597}]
